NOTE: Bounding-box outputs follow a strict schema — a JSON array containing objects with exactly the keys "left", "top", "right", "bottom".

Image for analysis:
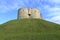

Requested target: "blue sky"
[{"left": 0, "top": 0, "right": 60, "bottom": 24}]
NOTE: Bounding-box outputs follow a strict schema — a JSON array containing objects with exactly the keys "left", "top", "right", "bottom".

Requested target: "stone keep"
[{"left": 18, "top": 8, "right": 42, "bottom": 19}]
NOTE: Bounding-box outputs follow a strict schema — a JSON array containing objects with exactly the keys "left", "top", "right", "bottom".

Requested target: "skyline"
[{"left": 0, "top": 0, "right": 60, "bottom": 24}]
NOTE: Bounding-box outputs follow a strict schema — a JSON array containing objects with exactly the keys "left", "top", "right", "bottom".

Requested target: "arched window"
[{"left": 28, "top": 14, "right": 31, "bottom": 16}]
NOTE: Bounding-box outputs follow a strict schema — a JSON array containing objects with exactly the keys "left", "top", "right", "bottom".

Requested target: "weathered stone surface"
[{"left": 18, "top": 8, "right": 42, "bottom": 19}]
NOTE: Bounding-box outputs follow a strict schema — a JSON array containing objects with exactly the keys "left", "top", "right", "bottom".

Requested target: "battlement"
[{"left": 18, "top": 8, "right": 42, "bottom": 19}]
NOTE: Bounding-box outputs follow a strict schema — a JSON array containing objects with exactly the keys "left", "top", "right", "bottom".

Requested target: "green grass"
[{"left": 0, "top": 19, "right": 60, "bottom": 40}]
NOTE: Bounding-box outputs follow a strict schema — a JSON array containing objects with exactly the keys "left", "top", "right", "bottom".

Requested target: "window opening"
[{"left": 28, "top": 14, "right": 31, "bottom": 16}]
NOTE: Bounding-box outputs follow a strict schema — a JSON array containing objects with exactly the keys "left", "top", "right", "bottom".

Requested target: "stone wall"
[{"left": 18, "top": 8, "right": 42, "bottom": 19}]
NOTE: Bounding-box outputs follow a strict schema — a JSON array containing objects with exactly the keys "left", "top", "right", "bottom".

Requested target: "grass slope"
[{"left": 0, "top": 19, "right": 60, "bottom": 40}]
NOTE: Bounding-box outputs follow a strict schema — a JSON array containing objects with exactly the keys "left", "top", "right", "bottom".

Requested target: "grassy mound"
[{"left": 0, "top": 19, "right": 60, "bottom": 40}]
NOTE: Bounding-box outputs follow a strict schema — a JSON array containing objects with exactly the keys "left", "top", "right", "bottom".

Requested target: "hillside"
[{"left": 0, "top": 19, "right": 60, "bottom": 40}]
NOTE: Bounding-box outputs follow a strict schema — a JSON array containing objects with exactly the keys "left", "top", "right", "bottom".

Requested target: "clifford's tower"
[{"left": 18, "top": 8, "right": 42, "bottom": 19}]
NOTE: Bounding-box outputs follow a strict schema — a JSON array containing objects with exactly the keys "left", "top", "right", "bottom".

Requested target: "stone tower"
[{"left": 18, "top": 8, "right": 42, "bottom": 19}]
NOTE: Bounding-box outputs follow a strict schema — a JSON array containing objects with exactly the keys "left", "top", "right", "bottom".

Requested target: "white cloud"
[
  {"left": 44, "top": 5, "right": 60, "bottom": 24},
  {"left": 0, "top": 0, "right": 26, "bottom": 13},
  {"left": 41, "top": 0, "right": 60, "bottom": 4},
  {"left": 48, "top": 16, "right": 60, "bottom": 24},
  {"left": 0, "top": 0, "right": 42, "bottom": 14},
  {"left": 49, "top": 0, "right": 60, "bottom": 3},
  {"left": 0, "top": 5, "right": 9, "bottom": 13}
]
